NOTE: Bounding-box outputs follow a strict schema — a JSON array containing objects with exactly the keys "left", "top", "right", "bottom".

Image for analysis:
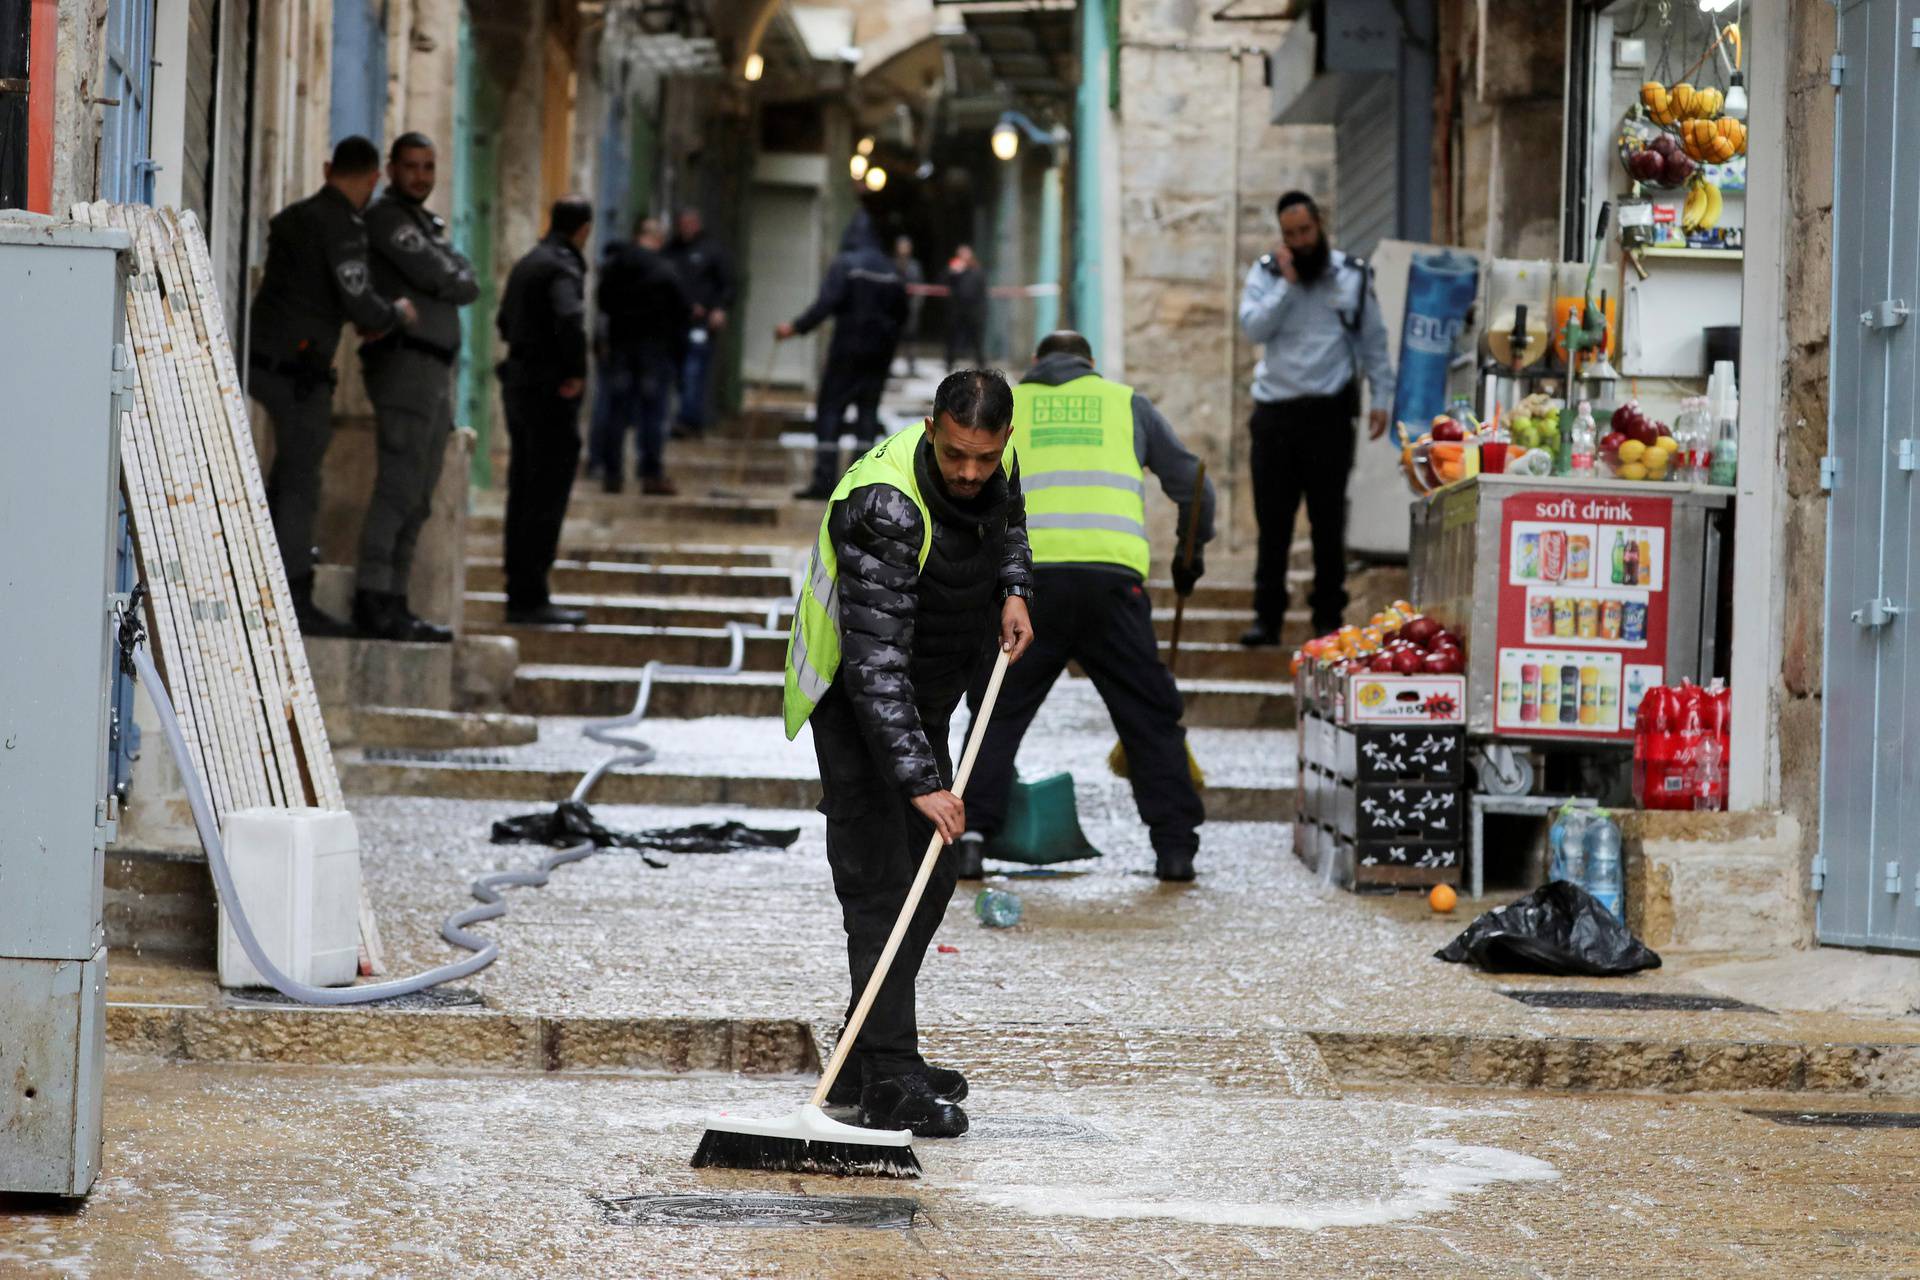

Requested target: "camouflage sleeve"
[{"left": 326, "top": 223, "right": 401, "bottom": 333}]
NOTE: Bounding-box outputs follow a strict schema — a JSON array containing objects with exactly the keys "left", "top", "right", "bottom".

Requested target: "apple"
[
  {"left": 1391, "top": 648, "right": 1425, "bottom": 675},
  {"left": 1624, "top": 417, "right": 1659, "bottom": 448},
  {"left": 1430, "top": 418, "right": 1465, "bottom": 442},
  {"left": 1370, "top": 652, "right": 1398, "bottom": 673},
  {"left": 1400, "top": 616, "right": 1442, "bottom": 650},
  {"left": 1600, "top": 431, "right": 1628, "bottom": 455},
  {"left": 1422, "top": 649, "right": 1464, "bottom": 675}
]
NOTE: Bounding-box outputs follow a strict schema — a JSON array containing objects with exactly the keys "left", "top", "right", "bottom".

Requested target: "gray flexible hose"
[{"left": 135, "top": 642, "right": 586, "bottom": 1003}]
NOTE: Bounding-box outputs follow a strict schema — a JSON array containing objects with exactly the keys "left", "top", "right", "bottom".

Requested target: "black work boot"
[
  {"left": 1239, "top": 621, "right": 1281, "bottom": 648},
  {"left": 826, "top": 1061, "right": 968, "bottom": 1108},
  {"left": 1155, "top": 849, "right": 1197, "bottom": 882},
  {"left": 952, "top": 833, "right": 986, "bottom": 880},
  {"left": 391, "top": 595, "right": 453, "bottom": 644},
  {"left": 288, "top": 573, "right": 355, "bottom": 639},
  {"left": 352, "top": 589, "right": 410, "bottom": 641},
  {"left": 858, "top": 1073, "right": 969, "bottom": 1138},
  {"left": 506, "top": 601, "right": 587, "bottom": 626}
]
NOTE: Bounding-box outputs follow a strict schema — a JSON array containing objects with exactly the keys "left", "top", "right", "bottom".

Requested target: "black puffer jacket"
[{"left": 829, "top": 438, "right": 1032, "bottom": 796}]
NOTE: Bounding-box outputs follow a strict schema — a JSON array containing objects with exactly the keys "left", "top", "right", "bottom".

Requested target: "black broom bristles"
[{"left": 690, "top": 1128, "right": 922, "bottom": 1179}]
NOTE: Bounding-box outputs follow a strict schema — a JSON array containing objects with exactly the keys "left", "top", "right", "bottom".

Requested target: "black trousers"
[
  {"left": 810, "top": 350, "right": 892, "bottom": 485},
  {"left": 945, "top": 314, "right": 985, "bottom": 369},
  {"left": 967, "top": 569, "right": 1204, "bottom": 859},
  {"left": 811, "top": 681, "right": 960, "bottom": 1082},
  {"left": 253, "top": 370, "right": 337, "bottom": 581},
  {"left": 1248, "top": 385, "right": 1359, "bottom": 633},
  {"left": 501, "top": 381, "right": 582, "bottom": 611}
]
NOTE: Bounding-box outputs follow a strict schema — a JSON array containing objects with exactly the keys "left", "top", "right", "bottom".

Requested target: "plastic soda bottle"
[
  {"left": 1549, "top": 806, "right": 1589, "bottom": 884},
  {"left": 1584, "top": 811, "right": 1624, "bottom": 919},
  {"left": 1569, "top": 401, "right": 1597, "bottom": 476},
  {"left": 1709, "top": 391, "right": 1739, "bottom": 486},
  {"left": 974, "top": 888, "right": 1022, "bottom": 928},
  {"left": 1691, "top": 734, "right": 1726, "bottom": 812}
]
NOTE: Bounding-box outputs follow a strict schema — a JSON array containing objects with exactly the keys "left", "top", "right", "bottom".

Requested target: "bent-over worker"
[
  {"left": 782, "top": 370, "right": 1034, "bottom": 1137},
  {"left": 960, "top": 331, "right": 1215, "bottom": 883}
]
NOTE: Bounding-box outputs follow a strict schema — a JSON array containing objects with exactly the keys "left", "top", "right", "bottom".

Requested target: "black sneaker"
[
  {"left": 393, "top": 596, "right": 453, "bottom": 644},
  {"left": 506, "top": 602, "right": 587, "bottom": 626},
  {"left": 826, "top": 1062, "right": 968, "bottom": 1108},
  {"left": 352, "top": 589, "right": 410, "bottom": 641},
  {"left": 1239, "top": 623, "right": 1280, "bottom": 648},
  {"left": 858, "top": 1073, "right": 968, "bottom": 1138},
  {"left": 1155, "top": 850, "right": 1197, "bottom": 882}
]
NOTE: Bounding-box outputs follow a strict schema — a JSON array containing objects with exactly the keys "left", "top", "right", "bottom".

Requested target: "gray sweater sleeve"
[{"left": 1133, "top": 393, "right": 1217, "bottom": 550}]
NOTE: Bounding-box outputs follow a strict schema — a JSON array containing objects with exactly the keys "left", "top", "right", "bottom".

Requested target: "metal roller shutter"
[{"left": 1334, "top": 76, "right": 1397, "bottom": 259}]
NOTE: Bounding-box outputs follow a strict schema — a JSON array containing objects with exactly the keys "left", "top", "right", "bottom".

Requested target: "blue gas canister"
[{"left": 1390, "top": 250, "right": 1481, "bottom": 439}]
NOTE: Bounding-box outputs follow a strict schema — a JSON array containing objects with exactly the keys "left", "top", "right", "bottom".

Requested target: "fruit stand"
[{"left": 1407, "top": 472, "right": 1731, "bottom": 766}]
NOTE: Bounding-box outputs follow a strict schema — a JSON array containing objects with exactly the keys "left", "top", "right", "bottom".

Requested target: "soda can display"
[
  {"left": 1540, "top": 529, "right": 1568, "bottom": 582},
  {"left": 1623, "top": 600, "right": 1649, "bottom": 643},
  {"left": 1568, "top": 534, "right": 1592, "bottom": 582},
  {"left": 1601, "top": 599, "right": 1623, "bottom": 640},
  {"left": 1553, "top": 597, "right": 1576, "bottom": 637},
  {"left": 1517, "top": 533, "right": 1541, "bottom": 579},
  {"left": 1577, "top": 598, "right": 1599, "bottom": 639},
  {"left": 1528, "top": 595, "right": 1553, "bottom": 638}
]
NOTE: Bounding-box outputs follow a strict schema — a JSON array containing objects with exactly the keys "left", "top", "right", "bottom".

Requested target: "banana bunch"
[
  {"left": 1681, "top": 179, "right": 1725, "bottom": 231},
  {"left": 1669, "top": 82, "right": 1724, "bottom": 121},
  {"left": 1642, "top": 81, "right": 1678, "bottom": 125},
  {"left": 1680, "top": 115, "right": 1747, "bottom": 163}
]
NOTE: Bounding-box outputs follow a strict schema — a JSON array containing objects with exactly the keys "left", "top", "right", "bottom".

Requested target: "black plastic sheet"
[
  {"left": 491, "top": 800, "right": 800, "bottom": 868},
  {"left": 1435, "top": 880, "right": 1663, "bottom": 976}
]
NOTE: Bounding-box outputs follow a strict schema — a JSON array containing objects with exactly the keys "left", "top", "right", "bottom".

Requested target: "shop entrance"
[{"left": 1817, "top": 0, "right": 1920, "bottom": 953}]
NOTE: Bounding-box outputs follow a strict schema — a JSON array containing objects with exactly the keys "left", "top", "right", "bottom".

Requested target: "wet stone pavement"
[{"left": 9, "top": 1060, "right": 1920, "bottom": 1277}]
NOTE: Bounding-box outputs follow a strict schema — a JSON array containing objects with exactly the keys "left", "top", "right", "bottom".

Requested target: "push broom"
[
  {"left": 691, "top": 645, "right": 1013, "bottom": 1178},
  {"left": 1109, "top": 461, "right": 1207, "bottom": 788}
]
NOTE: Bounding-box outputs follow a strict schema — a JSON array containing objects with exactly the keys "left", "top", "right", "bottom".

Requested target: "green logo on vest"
[{"left": 1031, "top": 394, "right": 1104, "bottom": 425}]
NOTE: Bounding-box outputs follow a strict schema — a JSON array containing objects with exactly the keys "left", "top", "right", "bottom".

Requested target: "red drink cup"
[{"left": 1479, "top": 438, "right": 1509, "bottom": 474}]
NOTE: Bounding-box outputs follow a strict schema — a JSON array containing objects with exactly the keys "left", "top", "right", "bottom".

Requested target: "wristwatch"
[
  {"left": 1257, "top": 253, "right": 1283, "bottom": 278},
  {"left": 1000, "top": 584, "right": 1033, "bottom": 602}
]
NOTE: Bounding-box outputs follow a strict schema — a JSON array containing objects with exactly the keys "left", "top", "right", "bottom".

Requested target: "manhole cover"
[
  {"left": 964, "top": 1115, "right": 1114, "bottom": 1143},
  {"left": 594, "top": 1193, "right": 921, "bottom": 1229},
  {"left": 226, "top": 985, "right": 487, "bottom": 1011},
  {"left": 1745, "top": 1109, "right": 1920, "bottom": 1130},
  {"left": 364, "top": 748, "right": 514, "bottom": 766},
  {"left": 1500, "top": 990, "right": 1770, "bottom": 1013}
]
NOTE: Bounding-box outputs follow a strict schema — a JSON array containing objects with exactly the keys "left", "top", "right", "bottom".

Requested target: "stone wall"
[
  {"left": 1774, "top": 3, "right": 1837, "bottom": 934},
  {"left": 1114, "top": 3, "right": 1331, "bottom": 563}
]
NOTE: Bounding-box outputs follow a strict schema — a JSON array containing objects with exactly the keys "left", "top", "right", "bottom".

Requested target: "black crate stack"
[{"left": 1296, "top": 712, "right": 1467, "bottom": 890}]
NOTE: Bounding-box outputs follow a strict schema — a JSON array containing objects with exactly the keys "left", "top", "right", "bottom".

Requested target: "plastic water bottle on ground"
[
  {"left": 1584, "top": 810, "right": 1624, "bottom": 920},
  {"left": 1547, "top": 806, "right": 1589, "bottom": 884},
  {"left": 974, "top": 888, "right": 1022, "bottom": 928}
]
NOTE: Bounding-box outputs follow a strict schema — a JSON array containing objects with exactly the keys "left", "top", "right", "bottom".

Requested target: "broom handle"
[
  {"left": 1168, "top": 461, "right": 1207, "bottom": 677},
  {"left": 811, "top": 646, "right": 1012, "bottom": 1108}
]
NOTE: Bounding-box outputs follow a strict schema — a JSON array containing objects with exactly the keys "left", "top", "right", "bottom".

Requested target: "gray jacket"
[
  {"left": 363, "top": 189, "right": 479, "bottom": 356},
  {"left": 1019, "top": 352, "right": 1217, "bottom": 574}
]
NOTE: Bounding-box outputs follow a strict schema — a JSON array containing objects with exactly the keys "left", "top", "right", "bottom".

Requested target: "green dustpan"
[{"left": 984, "top": 771, "right": 1103, "bottom": 866}]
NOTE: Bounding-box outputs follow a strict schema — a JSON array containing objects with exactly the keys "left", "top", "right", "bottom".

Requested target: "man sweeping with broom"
[
  {"left": 959, "top": 331, "right": 1214, "bottom": 882},
  {"left": 766, "top": 369, "right": 1032, "bottom": 1148}
]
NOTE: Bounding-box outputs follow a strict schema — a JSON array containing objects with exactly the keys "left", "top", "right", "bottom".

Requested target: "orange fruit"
[{"left": 1429, "top": 884, "right": 1458, "bottom": 913}]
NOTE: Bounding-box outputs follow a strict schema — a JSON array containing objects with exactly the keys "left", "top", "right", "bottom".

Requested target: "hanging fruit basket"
[
  {"left": 1617, "top": 107, "right": 1696, "bottom": 190},
  {"left": 1679, "top": 116, "right": 1746, "bottom": 163}
]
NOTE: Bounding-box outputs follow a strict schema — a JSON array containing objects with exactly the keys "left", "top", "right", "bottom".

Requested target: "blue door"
[
  {"left": 100, "top": 0, "right": 156, "bottom": 202},
  {"left": 1818, "top": 0, "right": 1920, "bottom": 952}
]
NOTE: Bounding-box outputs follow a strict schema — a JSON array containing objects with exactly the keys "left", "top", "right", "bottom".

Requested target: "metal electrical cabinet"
[{"left": 0, "top": 216, "right": 133, "bottom": 1196}]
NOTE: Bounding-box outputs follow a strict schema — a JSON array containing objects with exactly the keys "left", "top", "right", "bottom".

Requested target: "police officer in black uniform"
[
  {"left": 495, "top": 196, "right": 592, "bottom": 626},
  {"left": 356, "top": 131, "right": 479, "bottom": 642},
  {"left": 250, "top": 135, "right": 417, "bottom": 636}
]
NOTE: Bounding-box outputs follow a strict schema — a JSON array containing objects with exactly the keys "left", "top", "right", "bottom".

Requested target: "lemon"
[
  {"left": 1618, "top": 439, "right": 1647, "bottom": 464},
  {"left": 1656, "top": 435, "right": 1678, "bottom": 453},
  {"left": 1618, "top": 462, "right": 1649, "bottom": 481}
]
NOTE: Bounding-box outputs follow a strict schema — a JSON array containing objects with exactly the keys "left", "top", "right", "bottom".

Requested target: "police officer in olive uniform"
[
  {"left": 250, "top": 135, "right": 417, "bottom": 637},
  {"left": 495, "top": 196, "right": 593, "bottom": 626},
  {"left": 356, "top": 131, "right": 479, "bottom": 643}
]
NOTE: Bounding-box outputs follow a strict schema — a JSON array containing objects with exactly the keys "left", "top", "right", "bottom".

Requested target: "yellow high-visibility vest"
[
  {"left": 782, "top": 424, "right": 933, "bottom": 739},
  {"left": 1011, "top": 374, "right": 1149, "bottom": 578}
]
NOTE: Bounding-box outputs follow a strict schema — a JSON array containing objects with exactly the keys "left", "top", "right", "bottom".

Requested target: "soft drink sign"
[{"left": 1494, "top": 491, "right": 1674, "bottom": 740}]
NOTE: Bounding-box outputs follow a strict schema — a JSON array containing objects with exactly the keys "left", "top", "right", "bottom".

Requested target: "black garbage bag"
[
  {"left": 1435, "top": 880, "right": 1662, "bottom": 976},
  {"left": 491, "top": 800, "right": 800, "bottom": 868}
]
